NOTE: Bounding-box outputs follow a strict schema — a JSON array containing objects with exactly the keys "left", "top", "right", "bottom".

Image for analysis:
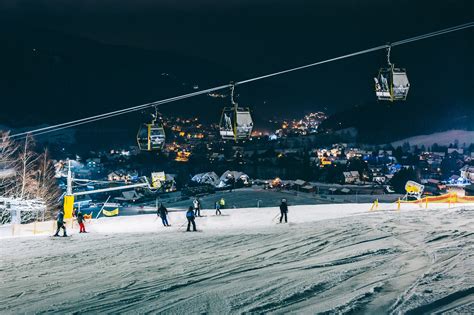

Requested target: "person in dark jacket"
[
  {"left": 157, "top": 203, "right": 170, "bottom": 227},
  {"left": 77, "top": 210, "right": 87, "bottom": 233},
  {"left": 228, "top": 177, "right": 235, "bottom": 192},
  {"left": 186, "top": 206, "right": 197, "bottom": 232},
  {"left": 53, "top": 208, "right": 68, "bottom": 237},
  {"left": 279, "top": 199, "right": 288, "bottom": 223}
]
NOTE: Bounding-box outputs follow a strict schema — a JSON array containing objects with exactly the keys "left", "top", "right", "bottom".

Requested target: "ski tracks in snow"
[{"left": 0, "top": 207, "right": 473, "bottom": 314}]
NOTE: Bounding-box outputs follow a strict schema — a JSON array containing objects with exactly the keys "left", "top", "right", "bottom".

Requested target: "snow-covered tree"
[
  {"left": 0, "top": 132, "right": 60, "bottom": 222},
  {"left": 0, "top": 131, "right": 19, "bottom": 196},
  {"left": 36, "top": 148, "right": 61, "bottom": 217}
]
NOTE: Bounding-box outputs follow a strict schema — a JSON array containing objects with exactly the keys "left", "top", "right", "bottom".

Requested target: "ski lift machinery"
[
  {"left": 374, "top": 45, "right": 410, "bottom": 101},
  {"left": 219, "top": 83, "right": 254, "bottom": 141},
  {"left": 137, "top": 106, "right": 166, "bottom": 151}
]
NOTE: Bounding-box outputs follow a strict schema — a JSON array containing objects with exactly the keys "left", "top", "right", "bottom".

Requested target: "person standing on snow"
[
  {"left": 219, "top": 197, "right": 226, "bottom": 210},
  {"left": 215, "top": 200, "right": 222, "bottom": 216},
  {"left": 193, "top": 198, "right": 201, "bottom": 217},
  {"left": 53, "top": 208, "right": 68, "bottom": 237},
  {"left": 77, "top": 210, "right": 87, "bottom": 233},
  {"left": 186, "top": 206, "right": 197, "bottom": 232},
  {"left": 279, "top": 198, "right": 288, "bottom": 223},
  {"left": 228, "top": 176, "right": 235, "bottom": 192},
  {"left": 157, "top": 203, "right": 170, "bottom": 227}
]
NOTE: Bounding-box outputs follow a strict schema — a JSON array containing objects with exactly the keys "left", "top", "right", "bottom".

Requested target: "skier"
[
  {"left": 77, "top": 210, "right": 87, "bottom": 233},
  {"left": 186, "top": 206, "right": 197, "bottom": 232},
  {"left": 157, "top": 203, "right": 170, "bottom": 227},
  {"left": 53, "top": 208, "right": 68, "bottom": 237},
  {"left": 228, "top": 177, "right": 235, "bottom": 192},
  {"left": 219, "top": 197, "right": 226, "bottom": 209},
  {"left": 215, "top": 200, "right": 222, "bottom": 216},
  {"left": 193, "top": 198, "right": 201, "bottom": 217},
  {"left": 279, "top": 198, "right": 288, "bottom": 223}
]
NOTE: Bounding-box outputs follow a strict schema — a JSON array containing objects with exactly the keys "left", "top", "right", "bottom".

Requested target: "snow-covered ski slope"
[
  {"left": 0, "top": 202, "right": 467, "bottom": 238},
  {"left": 1, "top": 203, "right": 473, "bottom": 313}
]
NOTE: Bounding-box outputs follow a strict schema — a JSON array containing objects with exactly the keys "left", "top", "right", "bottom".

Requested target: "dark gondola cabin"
[
  {"left": 219, "top": 108, "right": 253, "bottom": 140},
  {"left": 374, "top": 46, "right": 410, "bottom": 101},
  {"left": 137, "top": 118, "right": 166, "bottom": 151},
  {"left": 219, "top": 84, "right": 253, "bottom": 141}
]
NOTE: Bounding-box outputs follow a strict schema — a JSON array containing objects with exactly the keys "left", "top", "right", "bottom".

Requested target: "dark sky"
[
  {"left": 3, "top": 0, "right": 472, "bottom": 72},
  {"left": 0, "top": 0, "right": 473, "bottom": 137}
]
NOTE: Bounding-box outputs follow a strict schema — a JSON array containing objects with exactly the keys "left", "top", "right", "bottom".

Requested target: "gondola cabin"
[
  {"left": 374, "top": 65, "right": 410, "bottom": 101},
  {"left": 137, "top": 122, "right": 166, "bottom": 151},
  {"left": 219, "top": 83, "right": 254, "bottom": 141},
  {"left": 219, "top": 107, "right": 253, "bottom": 141}
]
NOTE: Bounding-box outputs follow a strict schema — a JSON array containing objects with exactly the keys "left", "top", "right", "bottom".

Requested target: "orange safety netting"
[{"left": 400, "top": 193, "right": 474, "bottom": 204}]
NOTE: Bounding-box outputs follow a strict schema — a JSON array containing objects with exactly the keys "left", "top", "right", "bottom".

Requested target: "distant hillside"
[
  {"left": 391, "top": 129, "right": 474, "bottom": 148},
  {"left": 0, "top": 27, "right": 239, "bottom": 127},
  {"left": 319, "top": 101, "right": 474, "bottom": 144}
]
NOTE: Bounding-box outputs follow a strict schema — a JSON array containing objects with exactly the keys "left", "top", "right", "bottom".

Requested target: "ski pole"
[
  {"left": 177, "top": 221, "right": 187, "bottom": 231},
  {"left": 272, "top": 213, "right": 280, "bottom": 222}
]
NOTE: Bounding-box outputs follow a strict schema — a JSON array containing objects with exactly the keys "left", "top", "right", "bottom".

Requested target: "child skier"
[
  {"left": 77, "top": 210, "right": 87, "bottom": 233},
  {"left": 53, "top": 208, "right": 68, "bottom": 237},
  {"left": 186, "top": 206, "right": 197, "bottom": 232}
]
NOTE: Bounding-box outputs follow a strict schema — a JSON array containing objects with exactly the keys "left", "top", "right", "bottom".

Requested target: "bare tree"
[
  {"left": 0, "top": 131, "right": 19, "bottom": 196},
  {"left": 36, "top": 148, "right": 61, "bottom": 219},
  {"left": 1, "top": 132, "right": 60, "bottom": 222},
  {"left": 15, "top": 135, "right": 40, "bottom": 200}
]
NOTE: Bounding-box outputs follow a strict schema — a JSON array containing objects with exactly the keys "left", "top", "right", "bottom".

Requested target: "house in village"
[
  {"left": 460, "top": 165, "right": 474, "bottom": 182},
  {"left": 343, "top": 171, "right": 360, "bottom": 184}
]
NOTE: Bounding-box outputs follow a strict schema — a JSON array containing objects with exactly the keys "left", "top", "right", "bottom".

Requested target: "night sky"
[{"left": 0, "top": 0, "right": 472, "bottom": 140}]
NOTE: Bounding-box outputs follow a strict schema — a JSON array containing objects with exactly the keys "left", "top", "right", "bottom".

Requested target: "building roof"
[{"left": 294, "top": 179, "right": 306, "bottom": 186}]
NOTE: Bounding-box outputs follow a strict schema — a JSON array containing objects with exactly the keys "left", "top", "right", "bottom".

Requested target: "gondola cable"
[{"left": 8, "top": 21, "right": 473, "bottom": 140}]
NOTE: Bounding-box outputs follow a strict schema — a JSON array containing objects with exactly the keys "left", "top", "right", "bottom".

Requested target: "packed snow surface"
[{"left": 1, "top": 203, "right": 473, "bottom": 314}]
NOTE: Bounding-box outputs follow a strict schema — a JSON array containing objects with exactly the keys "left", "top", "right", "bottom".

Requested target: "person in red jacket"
[{"left": 77, "top": 210, "right": 87, "bottom": 233}]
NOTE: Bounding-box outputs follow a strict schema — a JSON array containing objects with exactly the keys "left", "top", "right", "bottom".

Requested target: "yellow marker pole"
[
  {"left": 425, "top": 197, "right": 428, "bottom": 209},
  {"left": 397, "top": 198, "right": 401, "bottom": 211},
  {"left": 64, "top": 195, "right": 74, "bottom": 219}
]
